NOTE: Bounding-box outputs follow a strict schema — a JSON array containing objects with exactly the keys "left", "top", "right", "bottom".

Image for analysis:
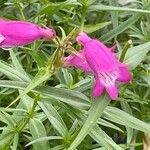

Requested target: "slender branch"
[
  {"left": 19, "top": 7, "right": 26, "bottom": 20},
  {"left": 80, "top": 6, "right": 87, "bottom": 32},
  {"left": 16, "top": 2, "right": 26, "bottom": 20},
  {"left": 16, "top": 98, "right": 37, "bottom": 133}
]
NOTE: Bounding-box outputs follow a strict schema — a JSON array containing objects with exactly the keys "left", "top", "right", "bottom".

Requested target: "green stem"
[
  {"left": 17, "top": 2, "right": 26, "bottom": 20},
  {"left": 19, "top": 8, "right": 26, "bottom": 20},
  {"left": 18, "top": 118, "right": 30, "bottom": 133},
  {"left": 120, "top": 40, "right": 132, "bottom": 62},
  {"left": 29, "top": 99, "right": 38, "bottom": 118},
  {"left": 80, "top": 6, "right": 87, "bottom": 32},
  {"left": 17, "top": 99, "right": 37, "bottom": 132}
]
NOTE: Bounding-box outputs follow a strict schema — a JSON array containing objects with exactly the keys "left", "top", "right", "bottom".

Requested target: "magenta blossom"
[
  {"left": 64, "top": 32, "right": 132, "bottom": 100},
  {"left": 0, "top": 18, "right": 56, "bottom": 48}
]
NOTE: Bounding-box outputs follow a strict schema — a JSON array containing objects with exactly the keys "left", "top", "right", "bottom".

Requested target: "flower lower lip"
[
  {"left": 0, "top": 34, "right": 5, "bottom": 43},
  {"left": 99, "top": 71, "right": 118, "bottom": 87}
]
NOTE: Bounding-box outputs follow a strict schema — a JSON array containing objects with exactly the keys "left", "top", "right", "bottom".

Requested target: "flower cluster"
[
  {"left": 0, "top": 18, "right": 132, "bottom": 100},
  {"left": 64, "top": 32, "right": 132, "bottom": 100}
]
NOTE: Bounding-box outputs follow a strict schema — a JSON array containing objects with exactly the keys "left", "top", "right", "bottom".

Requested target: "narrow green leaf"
[
  {"left": 109, "top": 0, "right": 118, "bottom": 28},
  {"left": 90, "top": 129, "right": 113, "bottom": 150},
  {"left": 73, "top": 78, "right": 91, "bottom": 92},
  {"left": 89, "top": 5, "right": 150, "bottom": 14},
  {"left": 98, "top": 118, "right": 123, "bottom": 132},
  {"left": 0, "top": 60, "right": 30, "bottom": 82},
  {"left": 61, "top": 68, "right": 73, "bottom": 86},
  {"left": 104, "top": 106, "right": 150, "bottom": 133},
  {"left": 38, "top": 102, "right": 68, "bottom": 136},
  {"left": 37, "top": 86, "right": 89, "bottom": 109},
  {"left": 83, "top": 22, "right": 111, "bottom": 33},
  {"left": 19, "top": 94, "right": 34, "bottom": 112},
  {"left": 26, "top": 136, "right": 62, "bottom": 147},
  {"left": 120, "top": 101, "right": 133, "bottom": 144},
  {"left": 93, "top": 148, "right": 107, "bottom": 150},
  {"left": 0, "top": 80, "right": 90, "bottom": 109},
  {"left": 124, "top": 42, "right": 150, "bottom": 70},
  {"left": 105, "top": 138, "right": 123, "bottom": 150},
  {"left": 0, "top": 132, "right": 14, "bottom": 147},
  {"left": 51, "top": 145, "right": 65, "bottom": 150},
  {"left": 90, "top": 125, "right": 123, "bottom": 150},
  {"left": 140, "top": 74, "right": 150, "bottom": 86},
  {"left": 0, "top": 111, "right": 16, "bottom": 127},
  {"left": 0, "top": 107, "right": 26, "bottom": 113},
  {"left": 9, "top": 49, "right": 30, "bottom": 82},
  {"left": 68, "top": 94, "right": 110, "bottom": 150},
  {"left": 39, "top": 0, "right": 80, "bottom": 15},
  {"left": 11, "top": 133, "right": 19, "bottom": 150},
  {"left": 100, "top": 13, "right": 142, "bottom": 42},
  {"left": 29, "top": 118, "right": 50, "bottom": 150},
  {"left": 8, "top": 68, "right": 51, "bottom": 107},
  {"left": 69, "top": 119, "right": 78, "bottom": 135},
  {"left": 30, "top": 41, "right": 47, "bottom": 68}
]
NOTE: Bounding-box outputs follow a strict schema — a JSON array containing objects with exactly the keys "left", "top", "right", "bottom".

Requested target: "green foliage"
[{"left": 0, "top": 0, "right": 150, "bottom": 150}]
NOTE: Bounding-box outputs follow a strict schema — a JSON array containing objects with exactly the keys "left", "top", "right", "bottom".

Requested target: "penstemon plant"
[{"left": 0, "top": 0, "right": 150, "bottom": 150}]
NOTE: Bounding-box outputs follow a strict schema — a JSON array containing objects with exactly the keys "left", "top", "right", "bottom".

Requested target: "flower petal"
[
  {"left": 99, "top": 71, "right": 118, "bottom": 87},
  {"left": 105, "top": 83, "right": 118, "bottom": 100},
  {"left": 93, "top": 75, "right": 104, "bottom": 97},
  {"left": 76, "top": 32, "right": 92, "bottom": 45},
  {"left": 0, "top": 18, "right": 56, "bottom": 48},
  {"left": 83, "top": 41, "right": 118, "bottom": 72},
  {"left": 40, "top": 28, "right": 56, "bottom": 40},
  {"left": 118, "top": 64, "right": 132, "bottom": 82},
  {"left": 64, "top": 50, "right": 93, "bottom": 73},
  {"left": 0, "top": 34, "right": 5, "bottom": 43},
  {"left": 109, "top": 44, "right": 116, "bottom": 53},
  {"left": 76, "top": 32, "right": 119, "bottom": 72}
]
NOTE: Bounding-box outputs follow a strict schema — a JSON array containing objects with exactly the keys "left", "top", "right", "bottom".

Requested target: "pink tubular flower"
[
  {"left": 64, "top": 32, "right": 132, "bottom": 100},
  {"left": 0, "top": 18, "right": 56, "bottom": 48}
]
